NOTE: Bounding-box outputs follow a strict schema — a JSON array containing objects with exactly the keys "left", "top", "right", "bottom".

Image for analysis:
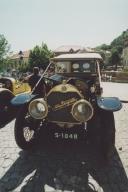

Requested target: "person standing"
[{"left": 27, "top": 67, "right": 46, "bottom": 95}]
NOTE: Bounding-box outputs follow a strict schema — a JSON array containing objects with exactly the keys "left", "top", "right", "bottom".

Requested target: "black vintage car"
[{"left": 6, "top": 53, "right": 122, "bottom": 161}]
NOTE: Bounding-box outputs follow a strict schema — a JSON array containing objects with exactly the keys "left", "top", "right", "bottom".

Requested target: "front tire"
[
  {"left": 14, "top": 104, "right": 41, "bottom": 150},
  {"left": 87, "top": 110, "right": 115, "bottom": 161},
  {"left": 0, "top": 89, "right": 14, "bottom": 125},
  {"left": 100, "top": 111, "right": 115, "bottom": 161}
]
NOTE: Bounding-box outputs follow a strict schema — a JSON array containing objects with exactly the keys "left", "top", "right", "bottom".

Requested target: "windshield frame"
[{"left": 54, "top": 59, "right": 97, "bottom": 74}]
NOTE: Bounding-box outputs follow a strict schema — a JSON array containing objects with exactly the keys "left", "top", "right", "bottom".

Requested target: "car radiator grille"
[{"left": 47, "top": 92, "right": 81, "bottom": 123}]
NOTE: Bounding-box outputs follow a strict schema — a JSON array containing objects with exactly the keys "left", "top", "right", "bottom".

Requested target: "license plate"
[{"left": 54, "top": 132, "right": 78, "bottom": 140}]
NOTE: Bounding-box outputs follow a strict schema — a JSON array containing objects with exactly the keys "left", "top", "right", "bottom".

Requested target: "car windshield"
[{"left": 55, "top": 60, "right": 96, "bottom": 73}]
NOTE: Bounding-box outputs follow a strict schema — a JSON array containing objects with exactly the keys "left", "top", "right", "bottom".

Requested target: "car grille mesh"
[{"left": 47, "top": 91, "right": 81, "bottom": 123}]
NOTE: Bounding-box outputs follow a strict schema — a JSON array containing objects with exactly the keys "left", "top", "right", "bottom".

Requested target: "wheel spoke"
[
  {"left": 15, "top": 105, "right": 42, "bottom": 150},
  {"left": 23, "top": 127, "right": 35, "bottom": 142}
]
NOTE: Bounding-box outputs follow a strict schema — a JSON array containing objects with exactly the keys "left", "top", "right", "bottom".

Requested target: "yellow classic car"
[
  {"left": 0, "top": 77, "right": 31, "bottom": 95},
  {"left": 0, "top": 77, "right": 31, "bottom": 126}
]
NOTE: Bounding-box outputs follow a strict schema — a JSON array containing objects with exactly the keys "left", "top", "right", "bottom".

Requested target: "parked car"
[
  {"left": 2, "top": 53, "right": 122, "bottom": 161},
  {"left": 0, "top": 77, "right": 30, "bottom": 125},
  {"left": 0, "top": 77, "right": 30, "bottom": 94}
]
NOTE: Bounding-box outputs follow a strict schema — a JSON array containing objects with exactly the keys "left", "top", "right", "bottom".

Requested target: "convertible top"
[
  {"left": 52, "top": 53, "right": 103, "bottom": 61},
  {"left": 0, "top": 77, "right": 15, "bottom": 83}
]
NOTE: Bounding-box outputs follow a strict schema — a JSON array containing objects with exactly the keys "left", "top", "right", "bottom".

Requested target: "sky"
[{"left": 0, "top": 0, "right": 128, "bottom": 53}]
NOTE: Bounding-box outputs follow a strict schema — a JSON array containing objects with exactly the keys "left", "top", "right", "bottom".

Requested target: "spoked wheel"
[
  {"left": 15, "top": 103, "right": 42, "bottom": 150},
  {"left": 23, "top": 127, "right": 35, "bottom": 142}
]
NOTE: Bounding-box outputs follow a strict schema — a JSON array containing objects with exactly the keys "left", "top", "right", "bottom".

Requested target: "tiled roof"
[
  {"left": 54, "top": 45, "right": 85, "bottom": 53},
  {"left": 54, "top": 45, "right": 94, "bottom": 54},
  {"left": 10, "top": 50, "right": 30, "bottom": 60}
]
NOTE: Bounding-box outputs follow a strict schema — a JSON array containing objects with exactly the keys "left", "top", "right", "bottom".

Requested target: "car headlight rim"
[
  {"left": 71, "top": 99, "right": 93, "bottom": 122},
  {"left": 28, "top": 98, "right": 48, "bottom": 119}
]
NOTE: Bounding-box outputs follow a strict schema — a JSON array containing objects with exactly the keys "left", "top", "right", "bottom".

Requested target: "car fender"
[
  {"left": 10, "top": 93, "right": 37, "bottom": 106},
  {"left": 0, "top": 88, "right": 15, "bottom": 107},
  {"left": 0, "top": 87, "right": 14, "bottom": 97},
  {"left": 97, "top": 97, "right": 122, "bottom": 112}
]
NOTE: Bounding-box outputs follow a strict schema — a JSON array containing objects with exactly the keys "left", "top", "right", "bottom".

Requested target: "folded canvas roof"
[{"left": 52, "top": 53, "right": 103, "bottom": 61}]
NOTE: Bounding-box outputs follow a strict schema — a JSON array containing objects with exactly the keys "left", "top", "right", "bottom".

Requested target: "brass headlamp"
[
  {"left": 71, "top": 99, "right": 93, "bottom": 122},
  {"left": 28, "top": 98, "right": 48, "bottom": 119}
]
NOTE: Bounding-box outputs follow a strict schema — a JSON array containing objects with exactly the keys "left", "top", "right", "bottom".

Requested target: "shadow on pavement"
[
  {"left": 0, "top": 105, "right": 19, "bottom": 129},
  {"left": 0, "top": 118, "right": 15, "bottom": 129},
  {"left": 0, "top": 142, "right": 128, "bottom": 192}
]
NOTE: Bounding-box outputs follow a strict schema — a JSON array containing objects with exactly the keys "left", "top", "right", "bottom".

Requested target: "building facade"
[{"left": 9, "top": 50, "right": 30, "bottom": 70}]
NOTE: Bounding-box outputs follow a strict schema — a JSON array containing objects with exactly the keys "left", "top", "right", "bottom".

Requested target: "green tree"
[
  {"left": 95, "top": 44, "right": 111, "bottom": 51},
  {"left": 110, "top": 30, "right": 128, "bottom": 56},
  {"left": 111, "top": 31, "right": 128, "bottom": 49},
  {"left": 0, "top": 34, "right": 10, "bottom": 70},
  {"left": 28, "top": 42, "right": 53, "bottom": 71},
  {"left": 109, "top": 48, "right": 121, "bottom": 70},
  {"left": 95, "top": 29, "right": 128, "bottom": 70}
]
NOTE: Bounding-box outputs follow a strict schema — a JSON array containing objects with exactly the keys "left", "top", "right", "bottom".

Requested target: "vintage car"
[
  {"left": 0, "top": 77, "right": 30, "bottom": 94},
  {"left": 5, "top": 53, "right": 122, "bottom": 161},
  {"left": 0, "top": 77, "right": 30, "bottom": 125}
]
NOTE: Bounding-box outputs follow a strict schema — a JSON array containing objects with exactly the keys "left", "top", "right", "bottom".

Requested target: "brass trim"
[
  {"left": 48, "top": 120, "right": 81, "bottom": 125},
  {"left": 47, "top": 83, "right": 83, "bottom": 98},
  {"left": 52, "top": 97, "right": 78, "bottom": 111},
  {"left": 71, "top": 99, "right": 93, "bottom": 122}
]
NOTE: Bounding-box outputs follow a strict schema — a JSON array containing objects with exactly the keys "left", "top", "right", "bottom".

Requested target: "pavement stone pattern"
[{"left": 0, "top": 86, "right": 128, "bottom": 191}]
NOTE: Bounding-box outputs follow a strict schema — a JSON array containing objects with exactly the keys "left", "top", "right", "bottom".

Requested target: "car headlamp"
[
  {"left": 29, "top": 98, "right": 48, "bottom": 119},
  {"left": 71, "top": 99, "right": 93, "bottom": 122}
]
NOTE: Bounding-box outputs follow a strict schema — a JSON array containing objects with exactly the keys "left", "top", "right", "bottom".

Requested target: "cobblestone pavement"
[{"left": 0, "top": 89, "right": 128, "bottom": 191}]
